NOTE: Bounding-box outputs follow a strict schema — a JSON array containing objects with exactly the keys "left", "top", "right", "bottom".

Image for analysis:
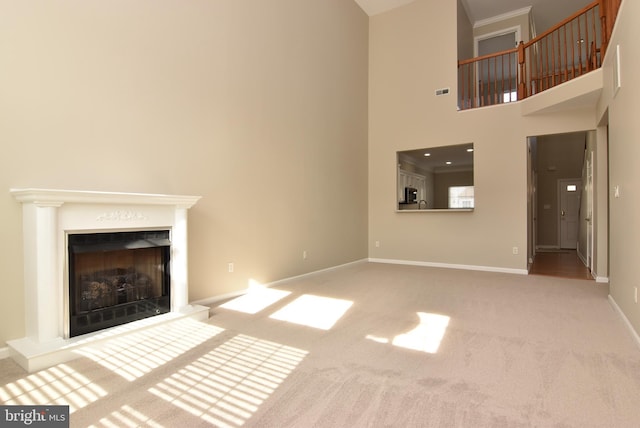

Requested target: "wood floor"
[{"left": 529, "top": 250, "right": 593, "bottom": 280}]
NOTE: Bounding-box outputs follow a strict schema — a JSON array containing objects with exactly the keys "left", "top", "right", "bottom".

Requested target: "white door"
[{"left": 559, "top": 179, "right": 581, "bottom": 249}]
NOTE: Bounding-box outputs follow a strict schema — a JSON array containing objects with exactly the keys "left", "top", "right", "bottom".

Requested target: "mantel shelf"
[{"left": 11, "top": 188, "right": 201, "bottom": 209}]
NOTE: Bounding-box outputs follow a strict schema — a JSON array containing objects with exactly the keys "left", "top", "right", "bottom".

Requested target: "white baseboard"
[
  {"left": 536, "top": 245, "right": 561, "bottom": 251},
  {"left": 577, "top": 250, "right": 588, "bottom": 266},
  {"left": 368, "top": 258, "right": 528, "bottom": 275},
  {"left": 608, "top": 294, "right": 640, "bottom": 349},
  {"left": 191, "top": 258, "right": 369, "bottom": 307},
  {"left": 595, "top": 276, "right": 609, "bottom": 284}
]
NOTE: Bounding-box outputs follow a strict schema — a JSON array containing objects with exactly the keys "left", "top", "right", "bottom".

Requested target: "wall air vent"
[{"left": 435, "top": 88, "right": 450, "bottom": 96}]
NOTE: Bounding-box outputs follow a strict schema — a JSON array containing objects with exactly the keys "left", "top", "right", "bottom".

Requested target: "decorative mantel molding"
[
  {"left": 10, "top": 188, "right": 201, "bottom": 208},
  {"left": 8, "top": 188, "right": 207, "bottom": 372}
]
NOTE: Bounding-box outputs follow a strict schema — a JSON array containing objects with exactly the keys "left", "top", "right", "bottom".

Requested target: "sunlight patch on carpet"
[
  {"left": 97, "top": 404, "right": 163, "bottom": 427},
  {"left": 74, "top": 318, "right": 224, "bottom": 381},
  {"left": 367, "top": 312, "right": 450, "bottom": 353},
  {"left": 0, "top": 363, "right": 107, "bottom": 412},
  {"left": 148, "top": 334, "right": 307, "bottom": 427},
  {"left": 220, "top": 280, "right": 291, "bottom": 314},
  {"left": 269, "top": 294, "right": 353, "bottom": 330}
]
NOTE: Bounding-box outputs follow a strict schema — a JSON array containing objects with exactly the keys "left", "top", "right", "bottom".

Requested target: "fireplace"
[
  {"left": 9, "top": 188, "right": 209, "bottom": 372},
  {"left": 68, "top": 230, "right": 172, "bottom": 337}
]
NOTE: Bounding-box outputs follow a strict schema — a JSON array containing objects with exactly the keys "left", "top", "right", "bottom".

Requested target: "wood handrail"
[
  {"left": 457, "top": 0, "right": 620, "bottom": 110},
  {"left": 521, "top": 1, "right": 599, "bottom": 51},
  {"left": 458, "top": 47, "right": 517, "bottom": 67}
]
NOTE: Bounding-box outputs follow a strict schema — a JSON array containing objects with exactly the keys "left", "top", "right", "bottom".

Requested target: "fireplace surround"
[{"left": 8, "top": 188, "right": 208, "bottom": 372}]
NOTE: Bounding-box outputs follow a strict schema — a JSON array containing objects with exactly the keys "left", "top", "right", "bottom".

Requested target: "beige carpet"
[{"left": 2, "top": 262, "right": 640, "bottom": 427}]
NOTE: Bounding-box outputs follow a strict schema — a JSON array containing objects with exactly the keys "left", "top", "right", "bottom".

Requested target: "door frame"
[{"left": 586, "top": 152, "right": 594, "bottom": 271}]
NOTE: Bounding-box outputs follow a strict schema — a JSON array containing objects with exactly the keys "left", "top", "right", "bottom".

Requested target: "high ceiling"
[{"left": 355, "top": 0, "right": 593, "bottom": 33}]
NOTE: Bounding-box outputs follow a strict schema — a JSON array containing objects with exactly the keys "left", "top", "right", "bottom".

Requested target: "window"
[
  {"left": 449, "top": 186, "right": 474, "bottom": 208},
  {"left": 503, "top": 91, "right": 517, "bottom": 103}
]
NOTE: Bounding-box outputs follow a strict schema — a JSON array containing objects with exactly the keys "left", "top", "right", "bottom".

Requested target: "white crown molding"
[{"left": 474, "top": 6, "right": 532, "bottom": 29}]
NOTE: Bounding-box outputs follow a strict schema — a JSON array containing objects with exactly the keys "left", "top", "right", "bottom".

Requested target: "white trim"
[
  {"left": 577, "top": 248, "right": 588, "bottom": 266},
  {"left": 0, "top": 346, "right": 11, "bottom": 360},
  {"left": 10, "top": 188, "right": 200, "bottom": 209},
  {"left": 595, "top": 276, "right": 609, "bottom": 284},
  {"left": 192, "top": 290, "right": 249, "bottom": 308},
  {"left": 368, "top": 258, "right": 528, "bottom": 275},
  {"left": 191, "top": 259, "right": 369, "bottom": 307},
  {"left": 613, "top": 44, "right": 621, "bottom": 96},
  {"left": 536, "top": 245, "right": 561, "bottom": 251},
  {"left": 608, "top": 295, "right": 640, "bottom": 349},
  {"left": 473, "top": 6, "right": 531, "bottom": 29}
]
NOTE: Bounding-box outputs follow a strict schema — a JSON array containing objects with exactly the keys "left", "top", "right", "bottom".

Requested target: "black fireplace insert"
[{"left": 68, "top": 230, "right": 171, "bottom": 337}]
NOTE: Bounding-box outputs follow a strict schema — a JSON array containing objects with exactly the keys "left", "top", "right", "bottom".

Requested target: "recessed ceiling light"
[
  {"left": 424, "top": 153, "right": 431, "bottom": 157},
  {"left": 467, "top": 148, "right": 474, "bottom": 152},
  {"left": 446, "top": 161, "right": 452, "bottom": 165}
]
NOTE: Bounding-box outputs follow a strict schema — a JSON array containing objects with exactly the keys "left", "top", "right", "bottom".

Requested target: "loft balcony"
[{"left": 457, "top": 0, "right": 621, "bottom": 112}]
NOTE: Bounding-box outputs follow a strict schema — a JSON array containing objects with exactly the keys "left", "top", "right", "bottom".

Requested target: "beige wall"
[
  {"left": 0, "top": 0, "right": 369, "bottom": 346},
  {"left": 368, "top": 0, "right": 595, "bottom": 271},
  {"left": 457, "top": 0, "right": 474, "bottom": 61},
  {"left": 596, "top": 0, "right": 640, "bottom": 335}
]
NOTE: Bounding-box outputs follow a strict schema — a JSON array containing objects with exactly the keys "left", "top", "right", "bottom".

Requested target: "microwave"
[{"left": 405, "top": 187, "right": 417, "bottom": 203}]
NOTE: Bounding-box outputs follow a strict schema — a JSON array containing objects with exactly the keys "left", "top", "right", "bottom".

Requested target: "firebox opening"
[{"left": 68, "top": 230, "right": 171, "bottom": 337}]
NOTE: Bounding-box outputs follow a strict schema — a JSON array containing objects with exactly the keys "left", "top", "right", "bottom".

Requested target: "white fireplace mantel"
[{"left": 8, "top": 188, "right": 208, "bottom": 372}]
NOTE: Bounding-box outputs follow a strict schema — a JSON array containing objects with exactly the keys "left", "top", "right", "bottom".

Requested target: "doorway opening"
[{"left": 527, "top": 131, "right": 596, "bottom": 280}]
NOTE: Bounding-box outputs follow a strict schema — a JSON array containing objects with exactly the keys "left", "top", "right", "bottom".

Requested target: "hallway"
[{"left": 529, "top": 250, "right": 593, "bottom": 280}]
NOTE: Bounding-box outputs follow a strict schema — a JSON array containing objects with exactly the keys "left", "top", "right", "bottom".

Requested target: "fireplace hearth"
[{"left": 68, "top": 230, "right": 171, "bottom": 336}]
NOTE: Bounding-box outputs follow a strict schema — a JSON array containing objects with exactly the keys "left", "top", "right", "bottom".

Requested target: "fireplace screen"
[{"left": 68, "top": 230, "right": 171, "bottom": 337}]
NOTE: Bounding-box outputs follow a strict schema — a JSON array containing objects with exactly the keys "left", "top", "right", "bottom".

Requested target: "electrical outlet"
[
  {"left": 375, "top": 241, "right": 380, "bottom": 248},
  {"left": 228, "top": 262, "right": 234, "bottom": 273},
  {"left": 303, "top": 250, "right": 307, "bottom": 260},
  {"left": 512, "top": 247, "right": 519, "bottom": 255}
]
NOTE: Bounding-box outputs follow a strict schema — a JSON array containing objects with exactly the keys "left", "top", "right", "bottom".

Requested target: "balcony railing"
[{"left": 458, "top": 0, "right": 621, "bottom": 110}]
